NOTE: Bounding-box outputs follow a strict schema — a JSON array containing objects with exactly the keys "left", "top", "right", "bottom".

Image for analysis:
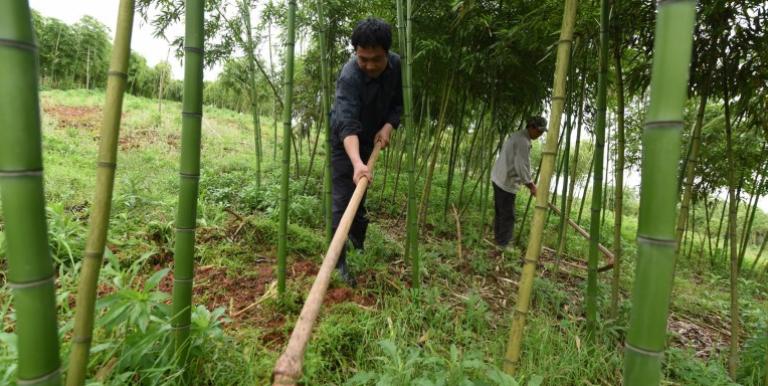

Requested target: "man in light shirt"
[{"left": 490, "top": 116, "right": 547, "bottom": 251}]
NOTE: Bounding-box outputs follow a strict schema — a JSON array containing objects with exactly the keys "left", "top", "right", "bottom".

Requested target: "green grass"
[{"left": 0, "top": 89, "right": 766, "bottom": 385}]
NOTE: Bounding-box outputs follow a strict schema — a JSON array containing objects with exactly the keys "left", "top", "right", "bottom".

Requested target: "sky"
[{"left": 30, "top": 0, "right": 221, "bottom": 80}]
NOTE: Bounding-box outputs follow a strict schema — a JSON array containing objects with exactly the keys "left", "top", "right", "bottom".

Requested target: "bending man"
[
  {"left": 491, "top": 116, "right": 547, "bottom": 251},
  {"left": 329, "top": 18, "right": 403, "bottom": 286}
]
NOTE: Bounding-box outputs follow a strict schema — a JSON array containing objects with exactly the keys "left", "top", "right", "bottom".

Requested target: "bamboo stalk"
[
  {"left": 503, "top": 0, "right": 578, "bottom": 374},
  {"left": 722, "top": 50, "right": 740, "bottom": 378},
  {"left": 418, "top": 74, "right": 453, "bottom": 227},
  {"left": 316, "top": 0, "right": 333, "bottom": 243},
  {"left": 738, "top": 168, "right": 765, "bottom": 268},
  {"left": 67, "top": 1, "right": 135, "bottom": 384},
  {"left": 396, "top": 0, "right": 419, "bottom": 286},
  {"left": 611, "top": 32, "right": 626, "bottom": 319},
  {"left": 277, "top": 0, "right": 297, "bottom": 296},
  {"left": 586, "top": 0, "right": 609, "bottom": 336},
  {"left": 554, "top": 47, "right": 576, "bottom": 273},
  {"left": 548, "top": 203, "right": 614, "bottom": 269},
  {"left": 241, "top": 0, "right": 262, "bottom": 190},
  {"left": 675, "top": 81, "right": 710, "bottom": 251},
  {"left": 0, "top": 3, "right": 62, "bottom": 385},
  {"left": 171, "top": 0, "right": 204, "bottom": 375},
  {"left": 272, "top": 143, "right": 382, "bottom": 385},
  {"left": 623, "top": 1, "right": 696, "bottom": 384},
  {"left": 749, "top": 228, "right": 768, "bottom": 274}
]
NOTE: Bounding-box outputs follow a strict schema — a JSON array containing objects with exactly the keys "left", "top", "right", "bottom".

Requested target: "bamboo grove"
[{"left": 1, "top": 0, "right": 768, "bottom": 384}]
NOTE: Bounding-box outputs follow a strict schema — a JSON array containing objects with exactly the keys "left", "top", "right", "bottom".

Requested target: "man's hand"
[
  {"left": 374, "top": 123, "right": 394, "bottom": 148},
  {"left": 527, "top": 183, "right": 538, "bottom": 197},
  {"left": 353, "top": 161, "right": 372, "bottom": 185}
]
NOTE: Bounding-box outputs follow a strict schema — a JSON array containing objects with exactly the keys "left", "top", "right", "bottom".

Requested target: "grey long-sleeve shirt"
[
  {"left": 491, "top": 129, "right": 533, "bottom": 194},
  {"left": 329, "top": 52, "right": 403, "bottom": 162}
]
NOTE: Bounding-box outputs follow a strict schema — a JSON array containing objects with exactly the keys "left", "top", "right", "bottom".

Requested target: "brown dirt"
[
  {"left": 157, "top": 263, "right": 274, "bottom": 324},
  {"left": 118, "top": 130, "right": 179, "bottom": 151},
  {"left": 153, "top": 255, "right": 376, "bottom": 348},
  {"left": 325, "top": 287, "right": 377, "bottom": 307},
  {"left": 668, "top": 316, "right": 729, "bottom": 359},
  {"left": 43, "top": 105, "right": 102, "bottom": 131}
]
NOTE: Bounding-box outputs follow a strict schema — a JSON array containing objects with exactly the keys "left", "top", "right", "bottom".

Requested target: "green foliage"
[
  {"left": 737, "top": 330, "right": 767, "bottom": 384},
  {"left": 664, "top": 348, "right": 737, "bottom": 386},
  {"left": 346, "top": 340, "right": 523, "bottom": 386}
]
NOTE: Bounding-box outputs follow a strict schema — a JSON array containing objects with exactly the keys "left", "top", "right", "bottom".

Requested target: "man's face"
[
  {"left": 355, "top": 46, "right": 388, "bottom": 79},
  {"left": 527, "top": 126, "right": 546, "bottom": 140}
]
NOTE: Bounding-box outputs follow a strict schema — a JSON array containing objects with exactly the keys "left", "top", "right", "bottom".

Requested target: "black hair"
[
  {"left": 526, "top": 116, "right": 547, "bottom": 130},
  {"left": 351, "top": 18, "right": 392, "bottom": 51}
]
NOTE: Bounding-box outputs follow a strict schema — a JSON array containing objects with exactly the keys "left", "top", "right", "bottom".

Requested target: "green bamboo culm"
[
  {"left": 503, "top": 0, "right": 577, "bottom": 374},
  {"left": 586, "top": 0, "right": 609, "bottom": 336},
  {"left": 610, "top": 33, "right": 626, "bottom": 319},
  {"left": 241, "top": 0, "right": 262, "bottom": 190},
  {"left": 277, "top": 0, "right": 297, "bottom": 295},
  {"left": 171, "top": 0, "right": 204, "bottom": 372},
  {"left": 67, "top": 1, "right": 135, "bottom": 384},
  {"left": 396, "top": 0, "right": 419, "bottom": 288},
  {"left": 623, "top": 1, "right": 696, "bottom": 384},
  {"left": 316, "top": 0, "right": 333, "bottom": 243},
  {"left": 0, "top": 2, "right": 62, "bottom": 385}
]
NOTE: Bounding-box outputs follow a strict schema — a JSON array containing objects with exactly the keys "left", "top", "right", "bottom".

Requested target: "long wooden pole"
[{"left": 272, "top": 143, "right": 383, "bottom": 385}]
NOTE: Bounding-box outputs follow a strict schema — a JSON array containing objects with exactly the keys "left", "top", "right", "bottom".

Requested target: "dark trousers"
[
  {"left": 331, "top": 158, "right": 369, "bottom": 267},
  {"left": 493, "top": 182, "right": 516, "bottom": 247}
]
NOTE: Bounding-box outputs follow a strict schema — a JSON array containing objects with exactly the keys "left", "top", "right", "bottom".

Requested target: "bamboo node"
[
  {"left": 644, "top": 120, "right": 685, "bottom": 129},
  {"left": 551, "top": 96, "right": 566, "bottom": 101},
  {"left": 637, "top": 235, "right": 676, "bottom": 246},
  {"left": 513, "top": 308, "right": 529, "bottom": 316},
  {"left": 523, "top": 258, "right": 539, "bottom": 265},
  {"left": 107, "top": 70, "right": 128, "bottom": 79},
  {"left": 183, "top": 46, "right": 204, "bottom": 54},
  {"left": 0, "top": 169, "right": 43, "bottom": 178},
  {"left": 84, "top": 251, "right": 103, "bottom": 259},
  {"left": 658, "top": 0, "right": 693, "bottom": 5},
  {"left": 170, "top": 323, "right": 192, "bottom": 331},
  {"left": 16, "top": 367, "right": 61, "bottom": 386},
  {"left": 174, "top": 278, "right": 194, "bottom": 283},
  {"left": 7, "top": 275, "right": 55, "bottom": 290},
  {"left": 0, "top": 38, "right": 37, "bottom": 52},
  {"left": 71, "top": 335, "right": 92, "bottom": 344},
  {"left": 625, "top": 343, "right": 664, "bottom": 358},
  {"left": 179, "top": 172, "right": 200, "bottom": 179},
  {"left": 181, "top": 111, "right": 203, "bottom": 118},
  {"left": 502, "top": 357, "right": 519, "bottom": 365},
  {"left": 97, "top": 161, "right": 117, "bottom": 169},
  {"left": 176, "top": 227, "right": 196, "bottom": 233},
  {"left": 534, "top": 204, "right": 548, "bottom": 210},
  {"left": 558, "top": 39, "right": 573, "bottom": 44},
  {"left": 541, "top": 150, "right": 557, "bottom": 156}
]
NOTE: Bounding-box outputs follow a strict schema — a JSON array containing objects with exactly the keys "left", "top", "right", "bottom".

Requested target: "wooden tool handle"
[{"left": 272, "top": 142, "right": 383, "bottom": 385}]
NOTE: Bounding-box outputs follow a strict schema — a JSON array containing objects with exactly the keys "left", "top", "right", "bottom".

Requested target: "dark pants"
[
  {"left": 331, "top": 158, "right": 369, "bottom": 267},
  {"left": 493, "top": 182, "right": 516, "bottom": 248}
]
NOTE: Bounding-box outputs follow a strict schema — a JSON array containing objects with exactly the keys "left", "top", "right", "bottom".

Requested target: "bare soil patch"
[{"left": 43, "top": 105, "right": 102, "bottom": 131}]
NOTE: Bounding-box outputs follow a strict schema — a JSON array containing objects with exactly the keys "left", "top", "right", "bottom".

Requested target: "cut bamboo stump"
[
  {"left": 547, "top": 203, "right": 614, "bottom": 271},
  {"left": 272, "top": 142, "right": 382, "bottom": 385}
]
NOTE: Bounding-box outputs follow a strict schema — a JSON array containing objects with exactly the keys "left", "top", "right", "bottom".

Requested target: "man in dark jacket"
[{"left": 330, "top": 18, "right": 403, "bottom": 286}]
